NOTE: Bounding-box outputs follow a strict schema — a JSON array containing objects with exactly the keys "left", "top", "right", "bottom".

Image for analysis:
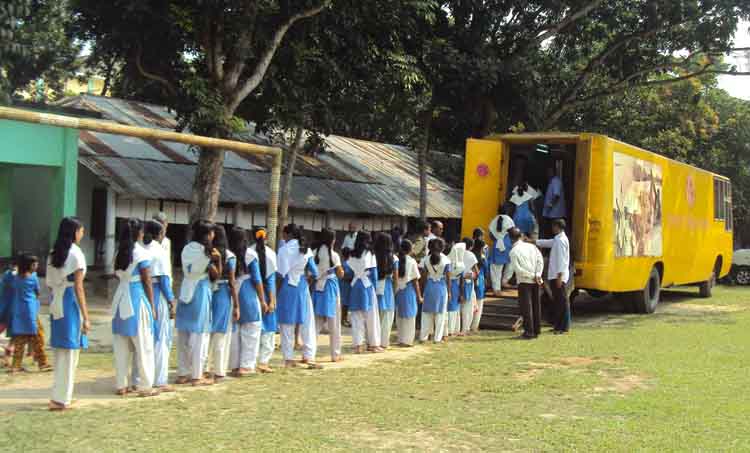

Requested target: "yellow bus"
[{"left": 461, "top": 133, "right": 733, "bottom": 313}]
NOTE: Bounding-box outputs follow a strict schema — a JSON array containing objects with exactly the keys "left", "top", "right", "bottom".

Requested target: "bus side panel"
[
  {"left": 572, "top": 137, "right": 592, "bottom": 262},
  {"left": 460, "top": 139, "right": 506, "bottom": 239}
]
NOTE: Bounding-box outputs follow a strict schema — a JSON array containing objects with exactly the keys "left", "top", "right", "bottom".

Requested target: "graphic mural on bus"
[{"left": 613, "top": 152, "right": 663, "bottom": 257}]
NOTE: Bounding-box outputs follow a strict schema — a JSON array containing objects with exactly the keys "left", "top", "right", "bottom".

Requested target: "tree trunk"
[
  {"left": 189, "top": 147, "right": 225, "bottom": 224},
  {"left": 418, "top": 113, "right": 432, "bottom": 220},
  {"left": 278, "top": 125, "right": 304, "bottom": 237}
]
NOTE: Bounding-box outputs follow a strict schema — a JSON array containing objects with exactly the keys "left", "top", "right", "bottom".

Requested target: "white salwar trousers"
[
  {"left": 229, "top": 322, "right": 261, "bottom": 371},
  {"left": 396, "top": 316, "right": 416, "bottom": 346},
  {"left": 420, "top": 311, "right": 446, "bottom": 343},
  {"left": 51, "top": 348, "right": 79, "bottom": 406},
  {"left": 490, "top": 264, "right": 505, "bottom": 292},
  {"left": 280, "top": 292, "right": 318, "bottom": 361},
  {"left": 177, "top": 330, "right": 210, "bottom": 380},
  {"left": 209, "top": 323, "right": 233, "bottom": 376},
  {"left": 447, "top": 311, "right": 460, "bottom": 335},
  {"left": 350, "top": 304, "right": 382, "bottom": 348},
  {"left": 460, "top": 296, "right": 475, "bottom": 334},
  {"left": 258, "top": 331, "right": 275, "bottom": 365},
  {"left": 153, "top": 300, "right": 173, "bottom": 387},
  {"left": 379, "top": 309, "right": 395, "bottom": 348},
  {"left": 113, "top": 304, "right": 155, "bottom": 391},
  {"left": 315, "top": 300, "right": 342, "bottom": 360},
  {"left": 470, "top": 299, "right": 484, "bottom": 331}
]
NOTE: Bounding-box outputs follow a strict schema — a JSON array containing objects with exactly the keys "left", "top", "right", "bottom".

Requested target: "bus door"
[
  {"left": 461, "top": 139, "right": 508, "bottom": 238},
  {"left": 573, "top": 138, "right": 592, "bottom": 262}
]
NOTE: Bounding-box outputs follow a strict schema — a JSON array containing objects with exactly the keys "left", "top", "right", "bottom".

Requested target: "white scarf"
[
  {"left": 348, "top": 252, "right": 374, "bottom": 288},
  {"left": 46, "top": 244, "right": 86, "bottom": 320},
  {"left": 111, "top": 243, "right": 148, "bottom": 320},
  {"left": 278, "top": 240, "right": 313, "bottom": 287},
  {"left": 397, "top": 255, "right": 420, "bottom": 291},
  {"left": 143, "top": 241, "right": 167, "bottom": 277},
  {"left": 448, "top": 243, "right": 467, "bottom": 279},
  {"left": 179, "top": 241, "right": 211, "bottom": 303},
  {"left": 249, "top": 244, "right": 278, "bottom": 279},
  {"left": 509, "top": 186, "right": 539, "bottom": 206},
  {"left": 314, "top": 246, "right": 339, "bottom": 292},
  {"left": 488, "top": 214, "right": 515, "bottom": 252}
]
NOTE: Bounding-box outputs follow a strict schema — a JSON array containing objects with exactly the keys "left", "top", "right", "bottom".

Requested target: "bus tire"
[
  {"left": 633, "top": 267, "right": 661, "bottom": 314},
  {"left": 699, "top": 261, "right": 719, "bottom": 298}
]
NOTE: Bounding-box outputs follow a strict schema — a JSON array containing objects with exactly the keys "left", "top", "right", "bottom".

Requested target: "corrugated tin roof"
[{"left": 59, "top": 94, "right": 462, "bottom": 218}]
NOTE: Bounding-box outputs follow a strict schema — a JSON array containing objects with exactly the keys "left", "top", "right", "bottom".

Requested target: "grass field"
[{"left": 2, "top": 287, "right": 750, "bottom": 452}]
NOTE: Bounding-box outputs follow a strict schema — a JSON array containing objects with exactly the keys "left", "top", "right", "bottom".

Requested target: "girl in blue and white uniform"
[
  {"left": 510, "top": 181, "right": 540, "bottom": 238},
  {"left": 229, "top": 227, "right": 266, "bottom": 376},
  {"left": 111, "top": 218, "right": 157, "bottom": 397},
  {"left": 488, "top": 206, "right": 515, "bottom": 296},
  {"left": 46, "top": 217, "right": 90, "bottom": 411},
  {"left": 313, "top": 228, "right": 344, "bottom": 362},
  {"left": 395, "top": 239, "right": 421, "bottom": 347},
  {"left": 346, "top": 231, "right": 383, "bottom": 354},
  {"left": 176, "top": 220, "right": 221, "bottom": 386},
  {"left": 419, "top": 238, "right": 451, "bottom": 343},
  {"left": 445, "top": 239, "right": 465, "bottom": 338},
  {"left": 374, "top": 232, "right": 398, "bottom": 349},
  {"left": 460, "top": 238, "right": 479, "bottom": 336},
  {"left": 277, "top": 224, "right": 320, "bottom": 368},
  {"left": 251, "top": 228, "right": 277, "bottom": 373},
  {"left": 209, "top": 226, "right": 239, "bottom": 381},
  {"left": 141, "top": 220, "right": 176, "bottom": 392},
  {"left": 470, "top": 238, "right": 489, "bottom": 333}
]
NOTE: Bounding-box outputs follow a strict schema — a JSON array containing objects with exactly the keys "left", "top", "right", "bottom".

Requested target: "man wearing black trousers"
[
  {"left": 536, "top": 218, "right": 571, "bottom": 334},
  {"left": 503, "top": 228, "right": 544, "bottom": 339}
]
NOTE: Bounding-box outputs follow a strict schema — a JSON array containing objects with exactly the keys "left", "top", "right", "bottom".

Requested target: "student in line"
[
  {"left": 141, "top": 220, "right": 176, "bottom": 392},
  {"left": 176, "top": 220, "right": 221, "bottom": 386},
  {"left": 229, "top": 226, "right": 266, "bottom": 376},
  {"left": 47, "top": 217, "right": 90, "bottom": 411},
  {"left": 313, "top": 228, "right": 344, "bottom": 362},
  {"left": 0, "top": 261, "right": 17, "bottom": 368},
  {"left": 535, "top": 218, "right": 571, "bottom": 334},
  {"left": 346, "top": 231, "right": 383, "bottom": 353},
  {"left": 460, "top": 238, "right": 479, "bottom": 336},
  {"left": 470, "top": 239, "right": 489, "bottom": 333},
  {"left": 277, "top": 224, "right": 321, "bottom": 368},
  {"left": 445, "top": 239, "right": 465, "bottom": 338},
  {"left": 503, "top": 228, "right": 544, "bottom": 339},
  {"left": 251, "top": 227, "right": 277, "bottom": 373},
  {"left": 487, "top": 205, "right": 515, "bottom": 296},
  {"left": 111, "top": 219, "right": 157, "bottom": 397},
  {"left": 510, "top": 179, "right": 540, "bottom": 239},
  {"left": 419, "top": 238, "right": 451, "bottom": 343},
  {"left": 339, "top": 247, "right": 352, "bottom": 329},
  {"left": 208, "top": 226, "right": 239, "bottom": 382},
  {"left": 8, "top": 254, "right": 50, "bottom": 372},
  {"left": 395, "top": 239, "right": 421, "bottom": 346},
  {"left": 374, "top": 232, "right": 398, "bottom": 349}
]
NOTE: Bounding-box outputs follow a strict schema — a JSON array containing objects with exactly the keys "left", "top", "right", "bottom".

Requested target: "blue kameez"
[
  {"left": 396, "top": 281, "right": 418, "bottom": 318},
  {"left": 277, "top": 256, "right": 318, "bottom": 325},
  {"left": 9, "top": 274, "right": 40, "bottom": 336},
  {"left": 238, "top": 259, "right": 263, "bottom": 324},
  {"left": 475, "top": 260, "right": 489, "bottom": 300},
  {"left": 175, "top": 278, "right": 212, "bottom": 334},
  {"left": 313, "top": 277, "right": 340, "bottom": 318},
  {"left": 212, "top": 256, "right": 237, "bottom": 333},
  {"left": 112, "top": 260, "right": 153, "bottom": 337},
  {"left": 348, "top": 267, "right": 378, "bottom": 312},
  {"left": 448, "top": 278, "right": 461, "bottom": 312},
  {"left": 261, "top": 272, "right": 277, "bottom": 333}
]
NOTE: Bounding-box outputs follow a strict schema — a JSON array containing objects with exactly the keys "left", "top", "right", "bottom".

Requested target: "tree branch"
[
  {"left": 134, "top": 42, "right": 177, "bottom": 96},
  {"left": 226, "top": 1, "right": 330, "bottom": 114},
  {"left": 532, "top": 0, "right": 605, "bottom": 45}
]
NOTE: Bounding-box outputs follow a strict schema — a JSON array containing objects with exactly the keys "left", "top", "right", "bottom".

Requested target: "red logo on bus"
[{"left": 477, "top": 163, "right": 490, "bottom": 178}]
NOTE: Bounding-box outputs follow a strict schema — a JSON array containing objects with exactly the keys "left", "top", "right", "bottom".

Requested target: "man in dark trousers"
[
  {"left": 536, "top": 218, "right": 571, "bottom": 334},
  {"left": 503, "top": 228, "right": 544, "bottom": 339}
]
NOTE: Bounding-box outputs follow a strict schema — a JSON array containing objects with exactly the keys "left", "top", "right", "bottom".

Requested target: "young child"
[
  {"left": 339, "top": 247, "right": 352, "bottom": 328},
  {"left": 374, "top": 232, "right": 398, "bottom": 349},
  {"left": 346, "top": 231, "right": 382, "bottom": 354},
  {"left": 395, "top": 240, "right": 421, "bottom": 346},
  {"left": 251, "top": 228, "right": 277, "bottom": 373},
  {"left": 0, "top": 261, "right": 17, "bottom": 368},
  {"left": 419, "top": 238, "right": 451, "bottom": 343},
  {"left": 460, "top": 238, "right": 479, "bottom": 336},
  {"left": 209, "top": 226, "right": 239, "bottom": 381},
  {"left": 470, "top": 239, "right": 489, "bottom": 333},
  {"left": 445, "top": 239, "right": 465, "bottom": 338},
  {"left": 313, "top": 228, "right": 344, "bottom": 362},
  {"left": 8, "top": 254, "right": 51, "bottom": 372}
]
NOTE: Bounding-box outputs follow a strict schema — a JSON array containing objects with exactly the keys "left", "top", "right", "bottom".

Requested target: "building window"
[{"left": 714, "top": 177, "right": 732, "bottom": 231}]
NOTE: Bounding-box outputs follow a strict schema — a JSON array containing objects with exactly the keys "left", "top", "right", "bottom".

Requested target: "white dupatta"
[
  {"left": 397, "top": 255, "right": 420, "bottom": 292},
  {"left": 179, "top": 241, "right": 211, "bottom": 303},
  {"left": 111, "top": 243, "right": 149, "bottom": 320},
  {"left": 278, "top": 239, "right": 313, "bottom": 287},
  {"left": 488, "top": 214, "right": 515, "bottom": 252},
  {"left": 46, "top": 244, "right": 86, "bottom": 320}
]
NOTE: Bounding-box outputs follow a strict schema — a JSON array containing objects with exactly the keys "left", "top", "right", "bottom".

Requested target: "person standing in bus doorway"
[
  {"left": 503, "top": 228, "right": 544, "bottom": 339},
  {"left": 542, "top": 165, "right": 567, "bottom": 237},
  {"left": 535, "top": 219, "right": 570, "bottom": 334}
]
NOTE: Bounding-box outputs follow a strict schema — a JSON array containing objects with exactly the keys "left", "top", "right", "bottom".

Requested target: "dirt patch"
[
  {"left": 0, "top": 333, "right": 430, "bottom": 413},
  {"left": 660, "top": 303, "right": 745, "bottom": 315},
  {"left": 593, "top": 372, "right": 651, "bottom": 394},
  {"left": 514, "top": 356, "right": 622, "bottom": 382}
]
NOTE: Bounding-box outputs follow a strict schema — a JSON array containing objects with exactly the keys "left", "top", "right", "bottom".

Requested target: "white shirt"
[
  {"left": 160, "top": 236, "right": 173, "bottom": 278},
  {"left": 463, "top": 250, "right": 478, "bottom": 278},
  {"left": 504, "top": 241, "right": 544, "bottom": 285},
  {"left": 342, "top": 232, "right": 358, "bottom": 251},
  {"left": 537, "top": 231, "right": 570, "bottom": 283},
  {"left": 420, "top": 253, "right": 451, "bottom": 281}
]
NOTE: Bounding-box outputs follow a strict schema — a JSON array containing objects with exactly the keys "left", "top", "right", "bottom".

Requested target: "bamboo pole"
[{"left": 0, "top": 106, "right": 282, "bottom": 245}]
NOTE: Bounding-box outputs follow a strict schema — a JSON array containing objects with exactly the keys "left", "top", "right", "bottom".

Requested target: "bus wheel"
[
  {"left": 699, "top": 261, "right": 720, "bottom": 298},
  {"left": 633, "top": 267, "right": 661, "bottom": 314}
]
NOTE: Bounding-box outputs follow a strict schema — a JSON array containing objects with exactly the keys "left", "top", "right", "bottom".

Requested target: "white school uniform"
[
  {"left": 461, "top": 251, "right": 479, "bottom": 334},
  {"left": 396, "top": 255, "right": 420, "bottom": 346},
  {"left": 253, "top": 244, "right": 278, "bottom": 366},
  {"left": 314, "top": 247, "right": 342, "bottom": 360}
]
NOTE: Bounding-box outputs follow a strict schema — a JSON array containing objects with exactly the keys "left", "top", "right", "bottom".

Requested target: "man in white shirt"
[
  {"left": 503, "top": 228, "right": 544, "bottom": 339},
  {"left": 152, "top": 212, "right": 172, "bottom": 278},
  {"left": 341, "top": 223, "right": 359, "bottom": 252},
  {"left": 536, "top": 218, "right": 570, "bottom": 334}
]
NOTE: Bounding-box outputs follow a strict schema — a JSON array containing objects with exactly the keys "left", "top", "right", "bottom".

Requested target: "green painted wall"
[
  {"left": 0, "top": 118, "right": 79, "bottom": 257},
  {"left": 0, "top": 166, "right": 11, "bottom": 257}
]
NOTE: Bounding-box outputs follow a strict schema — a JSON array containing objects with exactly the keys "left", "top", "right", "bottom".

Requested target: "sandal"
[
  {"left": 213, "top": 375, "right": 226, "bottom": 383},
  {"left": 175, "top": 376, "right": 190, "bottom": 385},
  {"left": 156, "top": 385, "right": 176, "bottom": 393},
  {"left": 190, "top": 378, "right": 214, "bottom": 387},
  {"left": 353, "top": 346, "right": 365, "bottom": 354},
  {"left": 284, "top": 360, "right": 298, "bottom": 368},
  {"left": 138, "top": 389, "right": 160, "bottom": 398},
  {"left": 115, "top": 388, "right": 129, "bottom": 396},
  {"left": 48, "top": 401, "right": 69, "bottom": 411},
  {"left": 38, "top": 364, "right": 53, "bottom": 372},
  {"left": 257, "top": 364, "right": 274, "bottom": 374},
  {"left": 306, "top": 362, "right": 323, "bottom": 370}
]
